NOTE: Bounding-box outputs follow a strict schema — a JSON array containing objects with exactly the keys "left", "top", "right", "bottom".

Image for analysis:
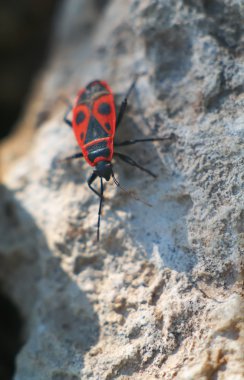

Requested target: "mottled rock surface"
[{"left": 1, "top": 0, "right": 243, "bottom": 379}]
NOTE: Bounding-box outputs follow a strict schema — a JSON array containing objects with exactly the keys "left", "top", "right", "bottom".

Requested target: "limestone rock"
[{"left": 1, "top": 0, "right": 243, "bottom": 379}]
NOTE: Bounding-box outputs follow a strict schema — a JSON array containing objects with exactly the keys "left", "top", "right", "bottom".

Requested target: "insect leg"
[
  {"left": 63, "top": 104, "right": 72, "bottom": 127},
  {"left": 114, "top": 133, "right": 175, "bottom": 147},
  {"left": 87, "top": 172, "right": 101, "bottom": 198},
  {"left": 116, "top": 75, "right": 140, "bottom": 130},
  {"left": 97, "top": 178, "right": 104, "bottom": 241},
  {"left": 87, "top": 172, "right": 104, "bottom": 241},
  {"left": 114, "top": 152, "right": 157, "bottom": 178},
  {"left": 58, "top": 152, "right": 83, "bottom": 162}
]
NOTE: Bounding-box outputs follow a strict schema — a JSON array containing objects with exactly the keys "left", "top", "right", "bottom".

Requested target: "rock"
[{"left": 1, "top": 0, "right": 243, "bottom": 379}]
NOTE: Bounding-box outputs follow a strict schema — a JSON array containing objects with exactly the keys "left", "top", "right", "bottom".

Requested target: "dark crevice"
[
  {"left": 0, "top": 292, "right": 24, "bottom": 380},
  {"left": 0, "top": 0, "right": 61, "bottom": 141}
]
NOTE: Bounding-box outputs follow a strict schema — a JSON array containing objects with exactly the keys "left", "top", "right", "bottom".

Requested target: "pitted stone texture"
[{"left": 1, "top": 0, "right": 243, "bottom": 379}]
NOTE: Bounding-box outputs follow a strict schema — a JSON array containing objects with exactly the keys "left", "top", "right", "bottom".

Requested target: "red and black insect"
[{"left": 62, "top": 76, "right": 173, "bottom": 240}]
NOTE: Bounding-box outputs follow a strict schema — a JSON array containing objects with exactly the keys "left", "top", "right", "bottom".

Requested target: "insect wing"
[
  {"left": 72, "top": 81, "right": 116, "bottom": 148},
  {"left": 72, "top": 102, "right": 90, "bottom": 147}
]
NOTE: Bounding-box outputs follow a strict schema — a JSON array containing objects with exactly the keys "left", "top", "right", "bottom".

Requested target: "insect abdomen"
[{"left": 84, "top": 140, "right": 112, "bottom": 165}]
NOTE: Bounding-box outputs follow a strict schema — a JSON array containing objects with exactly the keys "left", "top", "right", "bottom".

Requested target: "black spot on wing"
[
  {"left": 105, "top": 122, "right": 111, "bottom": 131},
  {"left": 98, "top": 102, "right": 111, "bottom": 115},
  {"left": 85, "top": 116, "right": 109, "bottom": 144},
  {"left": 76, "top": 111, "right": 85, "bottom": 124}
]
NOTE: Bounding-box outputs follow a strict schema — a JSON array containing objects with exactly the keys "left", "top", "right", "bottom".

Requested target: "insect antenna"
[{"left": 111, "top": 170, "right": 152, "bottom": 207}]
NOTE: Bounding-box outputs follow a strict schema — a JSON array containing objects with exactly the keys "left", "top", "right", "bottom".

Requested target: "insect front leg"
[
  {"left": 88, "top": 172, "right": 101, "bottom": 197},
  {"left": 97, "top": 178, "right": 104, "bottom": 241},
  {"left": 87, "top": 172, "right": 104, "bottom": 241}
]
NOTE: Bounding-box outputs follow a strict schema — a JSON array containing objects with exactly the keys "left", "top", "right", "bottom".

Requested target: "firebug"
[{"left": 61, "top": 75, "right": 174, "bottom": 240}]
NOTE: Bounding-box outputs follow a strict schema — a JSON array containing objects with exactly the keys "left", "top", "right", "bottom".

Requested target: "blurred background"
[
  {"left": 0, "top": 1, "right": 242, "bottom": 380},
  {"left": 0, "top": 2, "right": 61, "bottom": 379},
  {"left": 0, "top": 0, "right": 60, "bottom": 141}
]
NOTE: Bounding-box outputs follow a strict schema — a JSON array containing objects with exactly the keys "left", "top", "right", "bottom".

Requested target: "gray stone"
[{"left": 0, "top": 0, "right": 243, "bottom": 379}]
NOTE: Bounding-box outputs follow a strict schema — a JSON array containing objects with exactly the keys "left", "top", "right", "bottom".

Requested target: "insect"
[{"left": 61, "top": 76, "right": 174, "bottom": 240}]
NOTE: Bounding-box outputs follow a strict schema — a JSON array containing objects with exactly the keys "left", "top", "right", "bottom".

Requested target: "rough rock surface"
[{"left": 0, "top": 0, "right": 243, "bottom": 379}]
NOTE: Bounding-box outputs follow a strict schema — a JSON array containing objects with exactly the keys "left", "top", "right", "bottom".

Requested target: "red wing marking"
[
  {"left": 72, "top": 104, "right": 90, "bottom": 147},
  {"left": 72, "top": 80, "right": 116, "bottom": 165},
  {"left": 92, "top": 94, "right": 116, "bottom": 138}
]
